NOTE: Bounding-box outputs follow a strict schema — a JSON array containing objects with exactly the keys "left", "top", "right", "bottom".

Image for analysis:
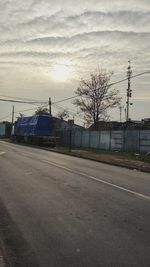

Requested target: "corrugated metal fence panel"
[
  {"left": 81, "top": 131, "right": 90, "bottom": 148},
  {"left": 124, "top": 130, "right": 140, "bottom": 152},
  {"left": 90, "top": 131, "right": 100, "bottom": 149},
  {"left": 61, "top": 131, "right": 69, "bottom": 146},
  {"left": 111, "top": 131, "right": 124, "bottom": 151},
  {"left": 140, "top": 130, "right": 150, "bottom": 152},
  {"left": 73, "top": 131, "right": 82, "bottom": 147},
  {"left": 0, "top": 124, "right": 5, "bottom": 136},
  {"left": 60, "top": 129, "right": 150, "bottom": 153},
  {"left": 99, "top": 131, "right": 110, "bottom": 150}
]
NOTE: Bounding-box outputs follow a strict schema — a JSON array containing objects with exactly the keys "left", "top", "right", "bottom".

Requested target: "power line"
[
  {"left": 0, "top": 113, "right": 12, "bottom": 121},
  {"left": 0, "top": 108, "right": 37, "bottom": 121},
  {"left": 104, "top": 71, "right": 150, "bottom": 87},
  {"left": 131, "top": 71, "right": 150, "bottom": 79},
  {"left": 52, "top": 103, "right": 85, "bottom": 121},
  {"left": 0, "top": 98, "right": 44, "bottom": 105},
  {"left": 1, "top": 71, "right": 149, "bottom": 106},
  {"left": 15, "top": 107, "right": 38, "bottom": 114},
  {"left": 52, "top": 102, "right": 77, "bottom": 113},
  {"left": 1, "top": 70, "right": 149, "bottom": 121},
  {"left": 0, "top": 102, "right": 49, "bottom": 121},
  {"left": 53, "top": 95, "right": 77, "bottom": 104},
  {"left": 52, "top": 79, "right": 127, "bottom": 105},
  {"left": 52, "top": 71, "right": 150, "bottom": 105},
  {"left": 0, "top": 94, "right": 47, "bottom": 103},
  {"left": 14, "top": 104, "right": 48, "bottom": 115},
  {"left": 52, "top": 103, "right": 76, "bottom": 116}
]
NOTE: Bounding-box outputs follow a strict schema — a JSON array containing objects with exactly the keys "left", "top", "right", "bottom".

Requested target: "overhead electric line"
[
  {"left": 1, "top": 70, "right": 149, "bottom": 105},
  {"left": 0, "top": 113, "right": 12, "bottom": 121},
  {"left": 1, "top": 70, "right": 149, "bottom": 121},
  {"left": 52, "top": 103, "right": 85, "bottom": 121},
  {"left": 0, "top": 98, "right": 45, "bottom": 105},
  {"left": 131, "top": 71, "right": 150, "bottom": 79},
  {"left": 0, "top": 94, "right": 47, "bottom": 103},
  {"left": 52, "top": 103, "right": 76, "bottom": 116},
  {"left": 105, "top": 71, "right": 150, "bottom": 87},
  {"left": 14, "top": 103, "right": 49, "bottom": 115},
  {"left": 53, "top": 95, "right": 77, "bottom": 104},
  {"left": 0, "top": 107, "right": 37, "bottom": 121},
  {"left": 52, "top": 71, "right": 150, "bottom": 105}
]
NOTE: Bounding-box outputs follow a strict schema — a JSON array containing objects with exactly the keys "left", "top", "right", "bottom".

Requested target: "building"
[{"left": 89, "top": 119, "right": 150, "bottom": 131}]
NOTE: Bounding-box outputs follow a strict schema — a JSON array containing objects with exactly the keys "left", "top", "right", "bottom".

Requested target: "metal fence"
[
  {"left": 60, "top": 129, "right": 150, "bottom": 153},
  {"left": 0, "top": 123, "right": 6, "bottom": 137}
]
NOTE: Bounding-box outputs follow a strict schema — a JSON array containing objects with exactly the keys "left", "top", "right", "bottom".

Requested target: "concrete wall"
[{"left": 61, "top": 129, "right": 150, "bottom": 153}]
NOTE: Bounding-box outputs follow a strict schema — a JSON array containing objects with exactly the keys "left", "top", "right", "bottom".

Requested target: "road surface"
[{"left": 0, "top": 141, "right": 150, "bottom": 267}]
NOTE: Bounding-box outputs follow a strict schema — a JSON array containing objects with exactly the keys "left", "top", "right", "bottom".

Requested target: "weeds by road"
[
  {"left": 1, "top": 140, "right": 150, "bottom": 173},
  {"left": 52, "top": 146, "right": 150, "bottom": 173}
]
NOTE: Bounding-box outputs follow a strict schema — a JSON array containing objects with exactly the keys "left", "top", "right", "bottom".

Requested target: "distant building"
[
  {"left": 88, "top": 121, "right": 122, "bottom": 131},
  {"left": 53, "top": 117, "right": 84, "bottom": 135},
  {"left": 89, "top": 119, "right": 150, "bottom": 131}
]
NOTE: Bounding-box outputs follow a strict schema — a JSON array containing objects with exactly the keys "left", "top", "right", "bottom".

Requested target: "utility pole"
[
  {"left": 11, "top": 105, "right": 14, "bottom": 135},
  {"left": 126, "top": 60, "right": 133, "bottom": 121},
  {"left": 49, "top": 97, "right": 51, "bottom": 116},
  {"left": 124, "top": 108, "right": 126, "bottom": 119},
  {"left": 68, "top": 119, "right": 74, "bottom": 152},
  {"left": 119, "top": 106, "right": 122, "bottom": 122}
]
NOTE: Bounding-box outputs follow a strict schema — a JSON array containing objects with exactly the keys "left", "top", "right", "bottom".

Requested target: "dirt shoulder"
[
  {"left": 48, "top": 147, "right": 150, "bottom": 173},
  {"left": 1, "top": 140, "right": 150, "bottom": 173}
]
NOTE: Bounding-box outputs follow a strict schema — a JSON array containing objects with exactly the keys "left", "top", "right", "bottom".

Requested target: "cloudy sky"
[{"left": 0, "top": 0, "right": 150, "bottom": 125}]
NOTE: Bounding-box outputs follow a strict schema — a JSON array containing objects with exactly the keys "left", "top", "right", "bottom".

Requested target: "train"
[{"left": 13, "top": 114, "right": 56, "bottom": 146}]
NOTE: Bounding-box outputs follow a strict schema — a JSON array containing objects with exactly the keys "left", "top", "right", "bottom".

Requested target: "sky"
[{"left": 0, "top": 0, "right": 150, "bottom": 125}]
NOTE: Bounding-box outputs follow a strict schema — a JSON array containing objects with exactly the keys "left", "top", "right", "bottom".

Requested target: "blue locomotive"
[{"left": 13, "top": 115, "right": 56, "bottom": 146}]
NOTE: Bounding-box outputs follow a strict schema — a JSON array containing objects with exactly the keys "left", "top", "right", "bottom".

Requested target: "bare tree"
[
  {"left": 56, "top": 109, "right": 69, "bottom": 120},
  {"left": 73, "top": 70, "right": 121, "bottom": 127},
  {"left": 16, "top": 113, "right": 24, "bottom": 121},
  {"left": 17, "top": 113, "right": 25, "bottom": 118},
  {"left": 34, "top": 107, "right": 49, "bottom": 115}
]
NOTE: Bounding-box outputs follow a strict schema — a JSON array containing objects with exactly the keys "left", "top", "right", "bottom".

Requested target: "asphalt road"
[{"left": 0, "top": 141, "right": 150, "bottom": 267}]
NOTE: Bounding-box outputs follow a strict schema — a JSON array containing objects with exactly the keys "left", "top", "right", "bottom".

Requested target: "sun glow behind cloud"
[{"left": 50, "top": 60, "right": 74, "bottom": 82}]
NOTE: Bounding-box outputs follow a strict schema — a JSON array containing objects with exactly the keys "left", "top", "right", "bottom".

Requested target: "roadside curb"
[
  {"left": 29, "top": 145, "right": 150, "bottom": 174},
  {"left": 3, "top": 141, "right": 150, "bottom": 173}
]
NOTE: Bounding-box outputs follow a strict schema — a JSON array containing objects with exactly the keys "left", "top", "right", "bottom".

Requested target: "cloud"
[
  {"left": 0, "top": 29, "right": 149, "bottom": 75},
  {"left": 1, "top": 10, "right": 150, "bottom": 42},
  {"left": 0, "top": 1, "right": 150, "bottom": 42},
  {"left": 0, "top": 0, "right": 150, "bottom": 123},
  {"left": 29, "top": 0, "right": 150, "bottom": 14}
]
